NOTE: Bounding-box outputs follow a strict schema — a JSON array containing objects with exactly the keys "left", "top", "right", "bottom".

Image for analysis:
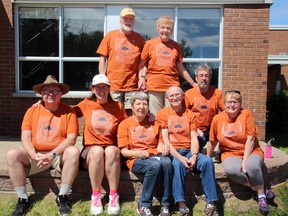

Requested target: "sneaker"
[
  {"left": 137, "top": 203, "right": 154, "bottom": 216},
  {"left": 252, "top": 189, "right": 276, "bottom": 201},
  {"left": 90, "top": 194, "right": 103, "bottom": 216},
  {"left": 56, "top": 195, "right": 71, "bottom": 216},
  {"left": 258, "top": 197, "right": 269, "bottom": 214},
  {"left": 107, "top": 194, "right": 120, "bottom": 215},
  {"left": 265, "top": 189, "right": 275, "bottom": 200},
  {"left": 204, "top": 204, "right": 219, "bottom": 216},
  {"left": 12, "top": 198, "right": 30, "bottom": 216},
  {"left": 159, "top": 206, "right": 170, "bottom": 216},
  {"left": 179, "top": 206, "right": 190, "bottom": 216}
]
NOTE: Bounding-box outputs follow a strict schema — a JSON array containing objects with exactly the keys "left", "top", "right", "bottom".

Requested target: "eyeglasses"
[
  {"left": 42, "top": 89, "right": 62, "bottom": 95},
  {"left": 225, "top": 90, "right": 241, "bottom": 95}
]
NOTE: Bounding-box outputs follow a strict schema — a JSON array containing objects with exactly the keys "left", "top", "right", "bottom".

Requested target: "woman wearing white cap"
[{"left": 74, "top": 74, "right": 127, "bottom": 215}]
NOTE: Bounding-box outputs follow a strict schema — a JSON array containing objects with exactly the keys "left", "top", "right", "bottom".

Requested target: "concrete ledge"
[{"left": 0, "top": 138, "right": 287, "bottom": 201}]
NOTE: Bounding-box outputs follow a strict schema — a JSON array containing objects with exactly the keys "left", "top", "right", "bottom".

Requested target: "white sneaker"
[
  {"left": 90, "top": 194, "right": 103, "bottom": 216},
  {"left": 107, "top": 194, "right": 120, "bottom": 215}
]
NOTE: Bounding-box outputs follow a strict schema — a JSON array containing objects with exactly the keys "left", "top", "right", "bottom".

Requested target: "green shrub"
[{"left": 266, "top": 90, "right": 288, "bottom": 131}]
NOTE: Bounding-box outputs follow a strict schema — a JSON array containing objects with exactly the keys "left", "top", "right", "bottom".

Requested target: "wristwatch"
[{"left": 51, "top": 152, "right": 57, "bottom": 159}]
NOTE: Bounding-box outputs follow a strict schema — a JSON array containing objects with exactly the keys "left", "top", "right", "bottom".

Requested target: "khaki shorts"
[
  {"left": 110, "top": 91, "right": 136, "bottom": 109},
  {"left": 25, "top": 152, "right": 62, "bottom": 176},
  {"left": 148, "top": 91, "right": 170, "bottom": 115}
]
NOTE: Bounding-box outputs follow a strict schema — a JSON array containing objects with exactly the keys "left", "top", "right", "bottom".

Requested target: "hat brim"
[{"left": 33, "top": 83, "right": 70, "bottom": 95}]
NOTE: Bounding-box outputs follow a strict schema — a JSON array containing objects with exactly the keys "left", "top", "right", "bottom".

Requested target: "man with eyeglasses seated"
[
  {"left": 157, "top": 86, "right": 220, "bottom": 216},
  {"left": 184, "top": 64, "right": 225, "bottom": 161},
  {"left": 6, "top": 75, "right": 80, "bottom": 216}
]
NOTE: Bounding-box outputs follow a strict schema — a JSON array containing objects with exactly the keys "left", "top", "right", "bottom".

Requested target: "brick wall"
[
  {"left": 269, "top": 30, "right": 288, "bottom": 92},
  {"left": 0, "top": 2, "right": 270, "bottom": 140},
  {"left": 222, "top": 4, "right": 270, "bottom": 140},
  {"left": 269, "top": 30, "right": 288, "bottom": 55}
]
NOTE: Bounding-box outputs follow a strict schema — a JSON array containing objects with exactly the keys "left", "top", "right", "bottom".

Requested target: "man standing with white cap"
[{"left": 96, "top": 8, "right": 145, "bottom": 116}]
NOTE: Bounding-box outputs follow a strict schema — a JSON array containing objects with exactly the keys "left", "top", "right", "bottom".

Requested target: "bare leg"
[
  {"left": 85, "top": 146, "right": 105, "bottom": 189},
  {"left": 6, "top": 148, "right": 30, "bottom": 188},
  {"left": 104, "top": 146, "right": 121, "bottom": 191},
  {"left": 61, "top": 146, "right": 80, "bottom": 185}
]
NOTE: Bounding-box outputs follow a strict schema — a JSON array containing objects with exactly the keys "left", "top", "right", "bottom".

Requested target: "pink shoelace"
[
  {"left": 109, "top": 195, "right": 118, "bottom": 207},
  {"left": 92, "top": 195, "right": 101, "bottom": 207}
]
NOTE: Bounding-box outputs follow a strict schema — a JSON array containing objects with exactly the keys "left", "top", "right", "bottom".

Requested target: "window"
[
  {"left": 17, "top": 6, "right": 104, "bottom": 92},
  {"left": 15, "top": 5, "right": 222, "bottom": 94}
]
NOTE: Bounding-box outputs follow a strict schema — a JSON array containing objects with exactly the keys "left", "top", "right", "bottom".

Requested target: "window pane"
[
  {"left": 19, "top": 7, "right": 59, "bottom": 57},
  {"left": 134, "top": 8, "right": 174, "bottom": 41},
  {"left": 64, "top": 8, "right": 104, "bottom": 57},
  {"left": 19, "top": 61, "right": 59, "bottom": 90},
  {"left": 178, "top": 8, "right": 220, "bottom": 58},
  {"left": 180, "top": 62, "right": 219, "bottom": 91},
  {"left": 64, "top": 62, "right": 98, "bottom": 91}
]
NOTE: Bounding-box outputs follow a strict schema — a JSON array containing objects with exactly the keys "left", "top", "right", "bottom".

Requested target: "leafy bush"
[{"left": 266, "top": 90, "right": 288, "bottom": 131}]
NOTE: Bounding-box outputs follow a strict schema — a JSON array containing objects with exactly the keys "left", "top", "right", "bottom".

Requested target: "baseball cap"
[
  {"left": 92, "top": 74, "right": 110, "bottom": 86},
  {"left": 120, "top": 8, "right": 135, "bottom": 17}
]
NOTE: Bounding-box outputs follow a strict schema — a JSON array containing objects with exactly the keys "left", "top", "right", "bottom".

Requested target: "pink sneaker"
[
  {"left": 90, "top": 194, "right": 103, "bottom": 216},
  {"left": 108, "top": 194, "right": 120, "bottom": 215}
]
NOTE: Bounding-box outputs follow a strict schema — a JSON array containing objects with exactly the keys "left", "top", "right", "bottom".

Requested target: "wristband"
[
  {"left": 192, "top": 153, "right": 198, "bottom": 157},
  {"left": 141, "top": 75, "right": 146, "bottom": 79}
]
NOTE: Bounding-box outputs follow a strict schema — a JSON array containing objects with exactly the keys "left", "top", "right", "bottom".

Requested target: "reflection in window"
[
  {"left": 134, "top": 8, "right": 174, "bottom": 41},
  {"left": 19, "top": 61, "right": 59, "bottom": 91},
  {"left": 64, "top": 8, "right": 104, "bottom": 57},
  {"left": 19, "top": 7, "right": 59, "bottom": 57},
  {"left": 64, "top": 62, "right": 98, "bottom": 91},
  {"left": 178, "top": 8, "right": 220, "bottom": 58}
]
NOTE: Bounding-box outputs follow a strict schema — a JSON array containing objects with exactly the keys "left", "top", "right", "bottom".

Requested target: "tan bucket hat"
[{"left": 33, "top": 75, "right": 70, "bottom": 95}]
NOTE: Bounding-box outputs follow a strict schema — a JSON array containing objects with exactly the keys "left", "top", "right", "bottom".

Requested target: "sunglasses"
[{"left": 225, "top": 90, "right": 241, "bottom": 95}]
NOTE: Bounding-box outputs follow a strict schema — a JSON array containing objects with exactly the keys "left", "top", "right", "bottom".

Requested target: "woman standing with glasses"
[{"left": 207, "top": 90, "right": 275, "bottom": 215}]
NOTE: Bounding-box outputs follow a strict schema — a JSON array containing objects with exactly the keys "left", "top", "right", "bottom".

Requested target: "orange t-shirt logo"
[
  {"left": 115, "top": 38, "right": 135, "bottom": 65},
  {"left": 221, "top": 121, "right": 242, "bottom": 140},
  {"left": 168, "top": 115, "right": 190, "bottom": 143},
  {"left": 194, "top": 96, "right": 216, "bottom": 125},
  {"left": 91, "top": 110, "right": 113, "bottom": 135},
  {"left": 36, "top": 115, "right": 60, "bottom": 145},
  {"left": 130, "top": 125, "right": 156, "bottom": 149},
  {"left": 156, "top": 43, "right": 175, "bottom": 67}
]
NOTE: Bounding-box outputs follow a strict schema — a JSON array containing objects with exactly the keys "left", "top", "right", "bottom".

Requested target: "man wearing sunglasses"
[
  {"left": 6, "top": 75, "right": 79, "bottom": 216},
  {"left": 184, "top": 64, "right": 225, "bottom": 160}
]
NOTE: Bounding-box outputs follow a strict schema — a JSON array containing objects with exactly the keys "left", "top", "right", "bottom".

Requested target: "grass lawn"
[{"left": 0, "top": 180, "right": 288, "bottom": 216}]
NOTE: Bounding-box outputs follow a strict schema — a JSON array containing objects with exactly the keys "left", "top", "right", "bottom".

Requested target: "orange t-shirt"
[
  {"left": 156, "top": 106, "right": 197, "bottom": 149},
  {"left": 209, "top": 109, "right": 264, "bottom": 161},
  {"left": 184, "top": 86, "right": 225, "bottom": 132},
  {"left": 74, "top": 98, "right": 127, "bottom": 146},
  {"left": 96, "top": 30, "right": 145, "bottom": 91},
  {"left": 21, "top": 102, "right": 79, "bottom": 151},
  {"left": 118, "top": 116, "right": 162, "bottom": 171},
  {"left": 141, "top": 38, "right": 182, "bottom": 91}
]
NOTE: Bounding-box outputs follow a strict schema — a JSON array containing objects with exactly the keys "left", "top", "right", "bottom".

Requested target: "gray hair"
[
  {"left": 195, "top": 64, "right": 212, "bottom": 77},
  {"left": 131, "top": 91, "right": 149, "bottom": 106}
]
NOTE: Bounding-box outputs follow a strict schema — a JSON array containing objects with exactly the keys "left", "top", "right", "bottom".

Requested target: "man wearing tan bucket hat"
[
  {"left": 97, "top": 8, "right": 145, "bottom": 116},
  {"left": 6, "top": 75, "right": 80, "bottom": 216}
]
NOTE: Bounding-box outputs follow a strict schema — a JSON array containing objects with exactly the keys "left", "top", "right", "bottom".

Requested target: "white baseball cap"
[{"left": 92, "top": 74, "right": 110, "bottom": 86}]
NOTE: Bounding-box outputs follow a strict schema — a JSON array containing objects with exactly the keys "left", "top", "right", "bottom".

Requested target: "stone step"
[{"left": 0, "top": 138, "right": 287, "bottom": 201}]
